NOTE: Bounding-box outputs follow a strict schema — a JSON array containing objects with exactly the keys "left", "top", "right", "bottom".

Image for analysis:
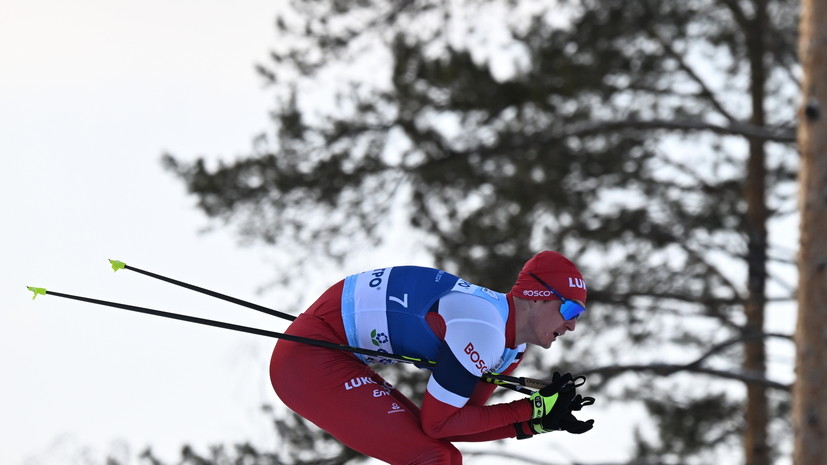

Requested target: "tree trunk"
[
  {"left": 743, "top": 1, "right": 770, "bottom": 463},
  {"left": 793, "top": 0, "right": 827, "bottom": 464},
  {"left": 744, "top": 152, "right": 769, "bottom": 465}
]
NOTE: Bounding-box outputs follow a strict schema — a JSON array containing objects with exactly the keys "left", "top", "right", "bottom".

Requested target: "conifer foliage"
[{"left": 161, "top": 1, "right": 800, "bottom": 463}]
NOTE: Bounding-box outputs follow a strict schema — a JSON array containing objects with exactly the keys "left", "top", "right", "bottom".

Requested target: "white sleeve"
[{"left": 438, "top": 292, "right": 507, "bottom": 377}]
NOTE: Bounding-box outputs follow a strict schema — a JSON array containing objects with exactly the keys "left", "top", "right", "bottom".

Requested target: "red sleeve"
[
  {"left": 443, "top": 422, "right": 535, "bottom": 442},
  {"left": 420, "top": 390, "right": 532, "bottom": 439},
  {"left": 420, "top": 343, "right": 531, "bottom": 439},
  {"left": 466, "top": 380, "right": 498, "bottom": 407}
]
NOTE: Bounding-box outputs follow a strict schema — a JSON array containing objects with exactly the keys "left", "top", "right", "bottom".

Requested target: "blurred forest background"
[{"left": 92, "top": 0, "right": 825, "bottom": 464}]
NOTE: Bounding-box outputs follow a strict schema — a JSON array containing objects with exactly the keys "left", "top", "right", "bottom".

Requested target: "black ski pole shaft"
[
  {"left": 26, "top": 286, "right": 548, "bottom": 390},
  {"left": 108, "top": 259, "right": 296, "bottom": 321},
  {"left": 31, "top": 287, "right": 429, "bottom": 366}
]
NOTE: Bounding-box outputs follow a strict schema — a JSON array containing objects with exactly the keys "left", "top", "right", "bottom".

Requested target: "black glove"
[
  {"left": 515, "top": 376, "right": 595, "bottom": 438},
  {"left": 559, "top": 394, "right": 595, "bottom": 434},
  {"left": 527, "top": 372, "right": 576, "bottom": 420},
  {"left": 529, "top": 384, "right": 578, "bottom": 434}
]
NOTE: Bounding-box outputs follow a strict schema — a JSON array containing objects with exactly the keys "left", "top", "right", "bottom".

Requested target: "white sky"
[
  {"left": 0, "top": 1, "right": 797, "bottom": 465},
  {"left": 1, "top": 1, "right": 295, "bottom": 463}
]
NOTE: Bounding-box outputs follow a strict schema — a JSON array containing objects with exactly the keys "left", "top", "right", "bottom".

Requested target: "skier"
[{"left": 270, "top": 250, "right": 595, "bottom": 464}]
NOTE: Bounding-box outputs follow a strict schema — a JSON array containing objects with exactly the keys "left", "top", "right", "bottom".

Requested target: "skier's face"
[{"left": 531, "top": 299, "right": 580, "bottom": 349}]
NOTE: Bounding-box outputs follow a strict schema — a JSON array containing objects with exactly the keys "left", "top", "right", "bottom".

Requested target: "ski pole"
[
  {"left": 107, "top": 259, "right": 296, "bottom": 321},
  {"left": 26, "top": 286, "right": 548, "bottom": 392},
  {"left": 102, "top": 260, "right": 546, "bottom": 391}
]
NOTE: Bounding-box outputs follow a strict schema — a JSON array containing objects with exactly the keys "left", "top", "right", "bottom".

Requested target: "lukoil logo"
[
  {"left": 568, "top": 277, "right": 587, "bottom": 289},
  {"left": 344, "top": 376, "right": 378, "bottom": 390}
]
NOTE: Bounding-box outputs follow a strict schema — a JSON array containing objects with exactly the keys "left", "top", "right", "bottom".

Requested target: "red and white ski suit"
[{"left": 270, "top": 266, "right": 535, "bottom": 464}]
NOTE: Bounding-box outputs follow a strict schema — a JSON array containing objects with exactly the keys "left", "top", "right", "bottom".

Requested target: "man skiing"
[{"left": 270, "top": 250, "right": 595, "bottom": 464}]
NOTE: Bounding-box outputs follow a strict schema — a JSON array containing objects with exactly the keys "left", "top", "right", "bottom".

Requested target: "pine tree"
[{"left": 164, "top": 1, "right": 799, "bottom": 463}]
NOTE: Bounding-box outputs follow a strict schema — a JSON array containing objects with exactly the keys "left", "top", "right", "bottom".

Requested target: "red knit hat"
[{"left": 509, "top": 251, "right": 587, "bottom": 303}]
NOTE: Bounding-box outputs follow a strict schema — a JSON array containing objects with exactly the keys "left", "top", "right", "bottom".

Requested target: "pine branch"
[
  {"left": 581, "top": 351, "right": 791, "bottom": 393},
  {"left": 561, "top": 118, "right": 796, "bottom": 143}
]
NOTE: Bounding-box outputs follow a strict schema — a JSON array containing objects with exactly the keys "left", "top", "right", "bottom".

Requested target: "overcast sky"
[
  {"left": 2, "top": 1, "right": 300, "bottom": 463},
  {"left": 1, "top": 2, "right": 797, "bottom": 465}
]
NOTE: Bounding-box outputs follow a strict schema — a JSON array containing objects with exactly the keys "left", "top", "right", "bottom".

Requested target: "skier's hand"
[
  {"left": 529, "top": 384, "right": 578, "bottom": 434},
  {"left": 527, "top": 371, "right": 575, "bottom": 419},
  {"left": 559, "top": 394, "right": 595, "bottom": 434},
  {"left": 517, "top": 379, "right": 595, "bottom": 438}
]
